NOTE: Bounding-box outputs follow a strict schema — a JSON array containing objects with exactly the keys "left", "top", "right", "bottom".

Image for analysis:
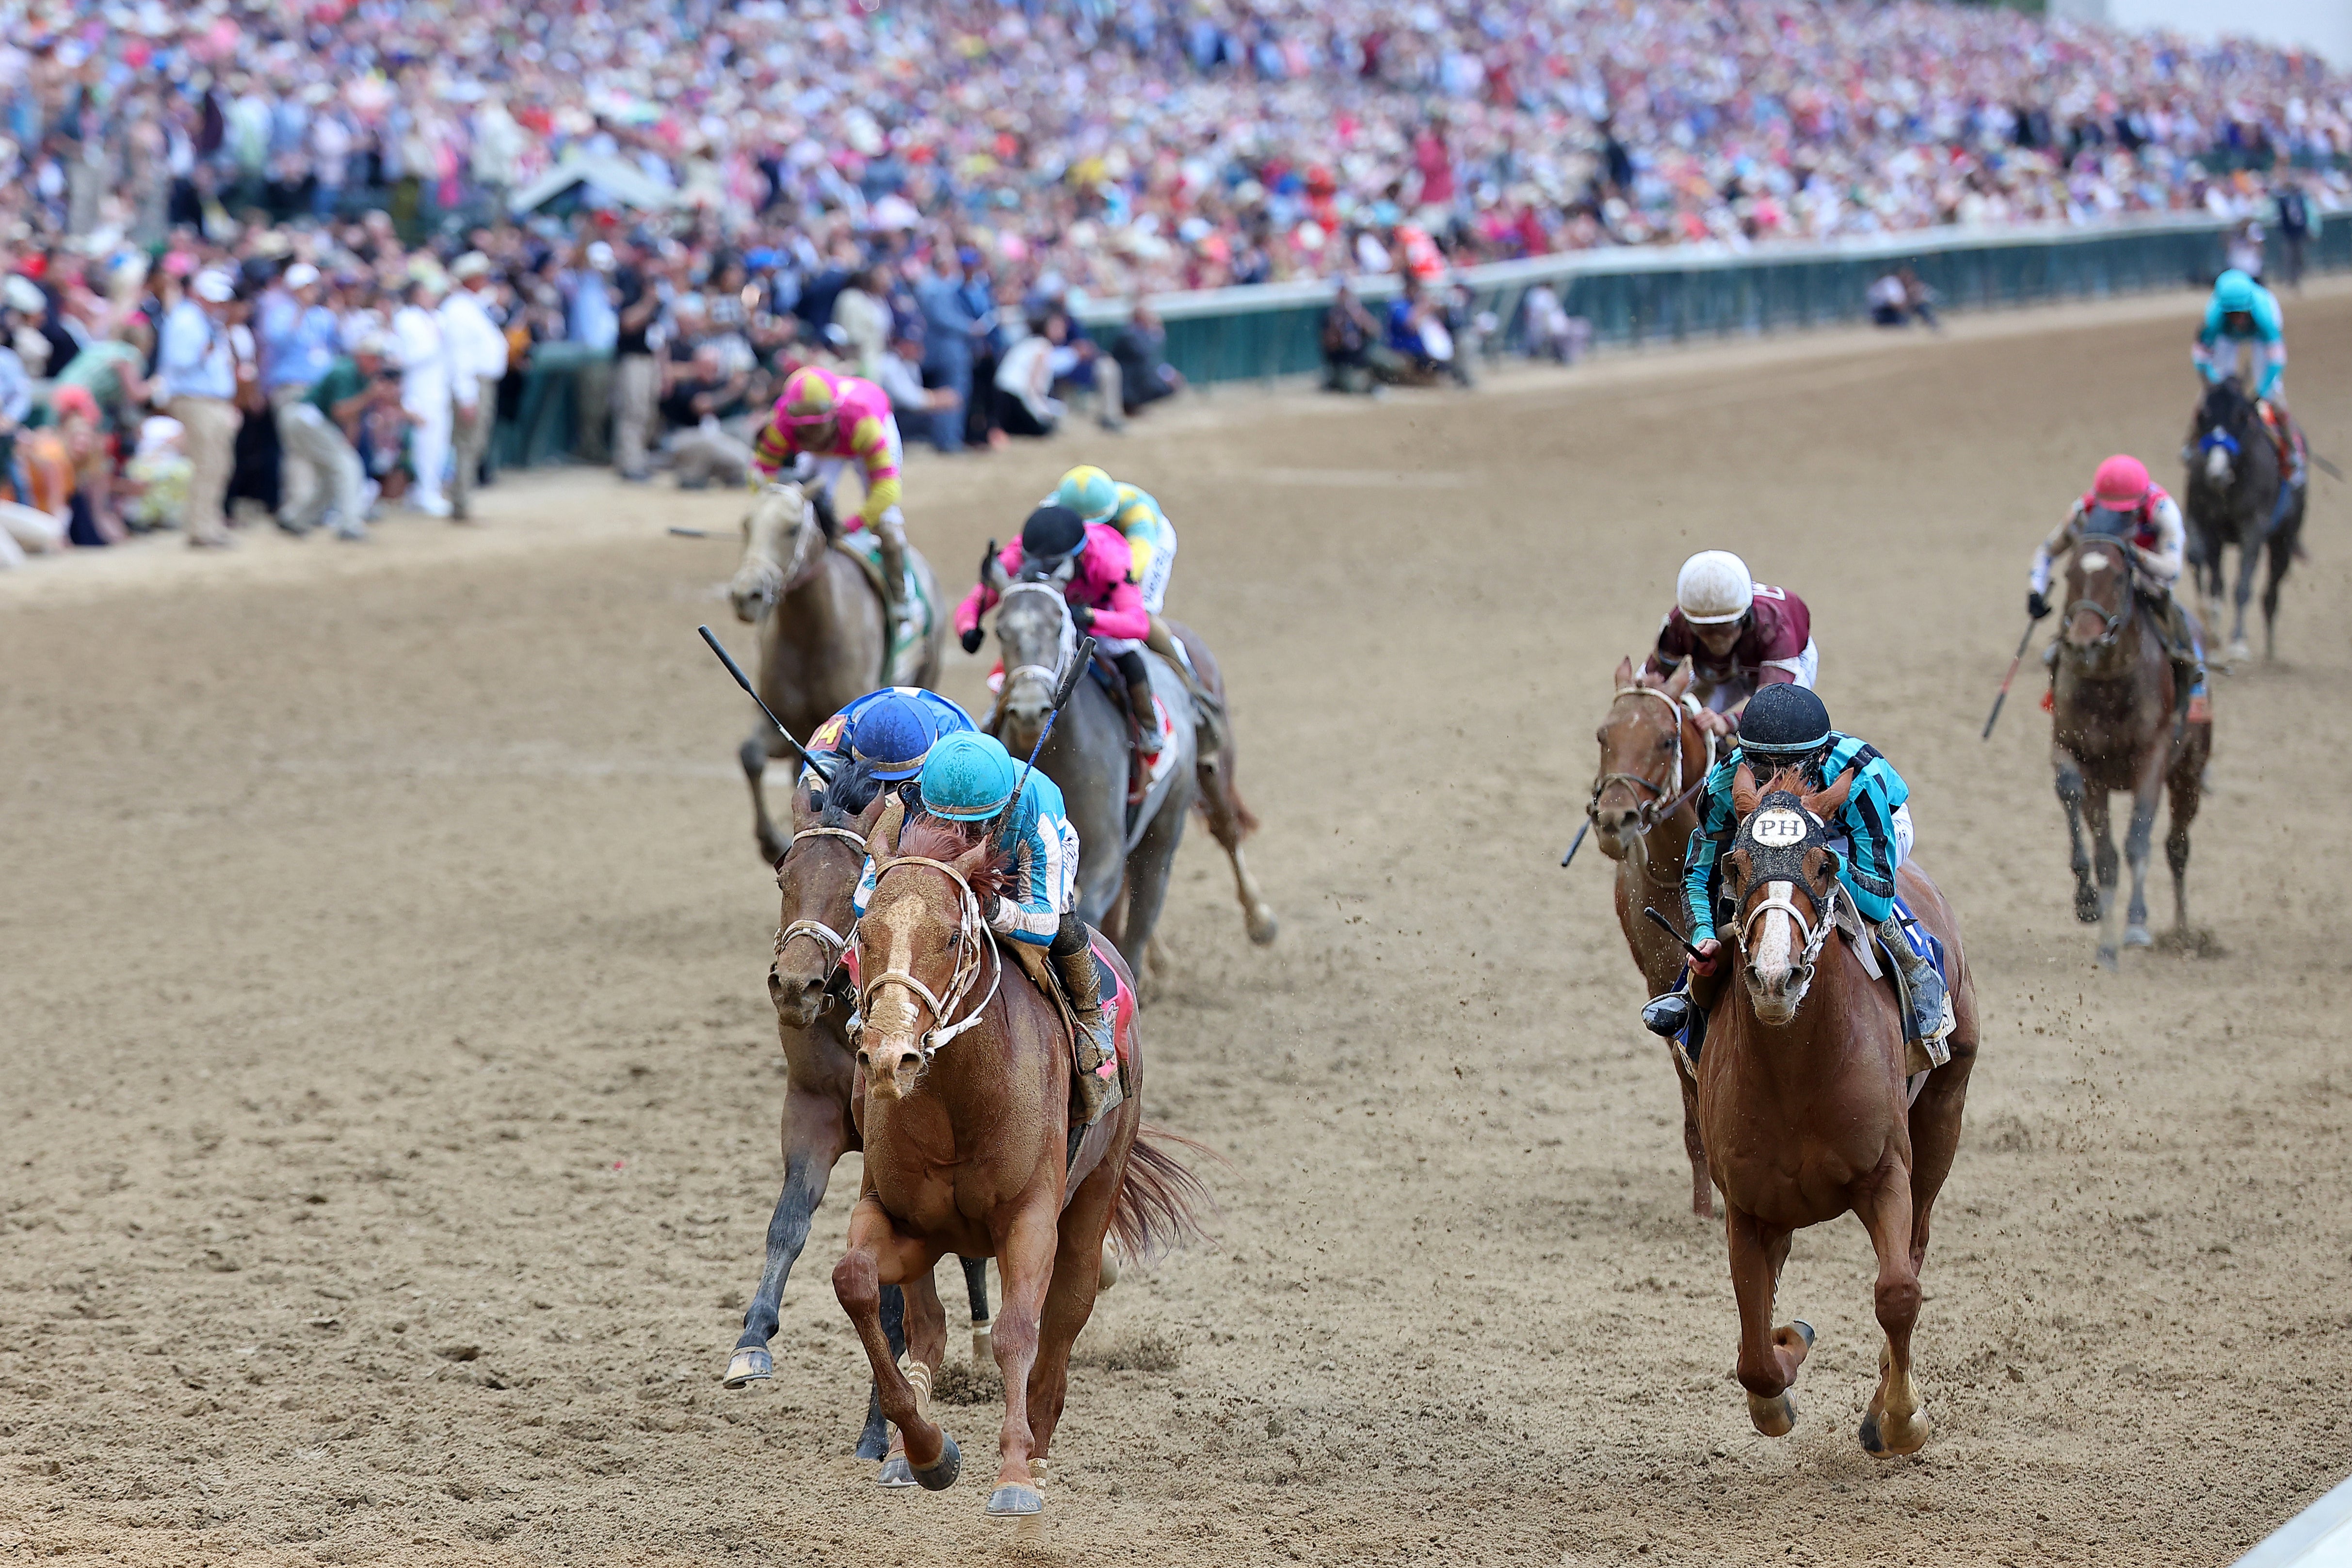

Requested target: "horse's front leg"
[
  {"left": 742, "top": 731, "right": 786, "bottom": 865},
  {"left": 832, "top": 1198, "right": 959, "bottom": 1489},
  {"left": 2052, "top": 752, "right": 2098, "bottom": 926},
  {"left": 1856, "top": 1163, "right": 1931, "bottom": 1456},
  {"left": 982, "top": 1200, "right": 1063, "bottom": 1515},
  {"left": 961, "top": 1255, "right": 993, "bottom": 1363},
  {"left": 1674, "top": 1059, "right": 1711, "bottom": 1219},
  {"left": 2121, "top": 747, "right": 2165, "bottom": 950},
  {"left": 726, "top": 1082, "right": 850, "bottom": 1388},
  {"left": 2083, "top": 787, "right": 2122, "bottom": 969},
  {"left": 2229, "top": 525, "right": 2262, "bottom": 663},
  {"left": 1726, "top": 1206, "right": 1811, "bottom": 1437}
]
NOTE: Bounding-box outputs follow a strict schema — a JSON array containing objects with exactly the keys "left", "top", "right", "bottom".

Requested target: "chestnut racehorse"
[
  {"left": 2048, "top": 518, "right": 2212, "bottom": 968},
  {"left": 1587, "top": 657, "right": 1717, "bottom": 1216},
  {"left": 1696, "top": 766, "right": 1976, "bottom": 1455},
  {"left": 836, "top": 813, "right": 1207, "bottom": 1517},
  {"left": 720, "top": 768, "right": 993, "bottom": 1464}
]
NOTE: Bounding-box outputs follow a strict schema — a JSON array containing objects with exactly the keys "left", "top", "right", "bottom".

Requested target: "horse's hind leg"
[
  {"left": 2262, "top": 526, "right": 2296, "bottom": 662},
  {"left": 961, "top": 1255, "right": 993, "bottom": 1364},
  {"left": 2084, "top": 788, "right": 2122, "bottom": 969},
  {"left": 2122, "top": 763, "right": 2162, "bottom": 950},
  {"left": 2165, "top": 732, "right": 2207, "bottom": 937},
  {"left": 1195, "top": 752, "right": 1277, "bottom": 945},
  {"left": 743, "top": 730, "right": 786, "bottom": 865},
  {"left": 1726, "top": 1207, "right": 1811, "bottom": 1436},
  {"left": 2053, "top": 754, "right": 2099, "bottom": 926},
  {"left": 2229, "top": 533, "right": 2261, "bottom": 664},
  {"left": 1856, "top": 1165, "right": 1931, "bottom": 1456}
]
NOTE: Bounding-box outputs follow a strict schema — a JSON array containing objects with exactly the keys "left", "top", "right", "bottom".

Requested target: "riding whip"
[
  {"left": 1558, "top": 819, "right": 1591, "bottom": 869},
  {"left": 998, "top": 636, "right": 1096, "bottom": 842},
  {"left": 1642, "top": 905, "right": 1708, "bottom": 964},
  {"left": 667, "top": 526, "right": 714, "bottom": 539},
  {"left": 2313, "top": 453, "right": 2345, "bottom": 482},
  {"left": 696, "top": 624, "right": 820, "bottom": 772},
  {"left": 1979, "top": 620, "right": 2039, "bottom": 741}
]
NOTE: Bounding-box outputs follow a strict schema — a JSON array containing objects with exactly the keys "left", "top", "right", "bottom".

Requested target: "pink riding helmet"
[{"left": 2091, "top": 454, "right": 2153, "bottom": 511}]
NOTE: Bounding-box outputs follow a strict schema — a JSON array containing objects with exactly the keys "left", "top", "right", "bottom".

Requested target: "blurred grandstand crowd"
[{"left": 0, "top": 0, "right": 2344, "bottom": 558}]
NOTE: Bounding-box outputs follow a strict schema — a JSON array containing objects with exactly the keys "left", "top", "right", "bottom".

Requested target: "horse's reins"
[
  {"left": 1732, "top": 810, "right": 1838, "bottom": 996},
  {"left": 854, "top": 855, "right": 1002, "bottom": 1062},
  {"left": 776, "top": 823, "right": 872, "bottom": 976},
  {"left": 1589, "top": 685, "right": 1718, "bottom": 837}
]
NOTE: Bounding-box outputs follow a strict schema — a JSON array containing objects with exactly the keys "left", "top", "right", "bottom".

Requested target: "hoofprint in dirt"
[{"left": 2, "top": 286, "right": 2350, "bottom": 1566}]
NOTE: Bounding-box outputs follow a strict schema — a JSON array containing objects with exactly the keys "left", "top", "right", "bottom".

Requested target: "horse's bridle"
[
  {"left": 995, "top": 580, "right": 1076, "bottom": 706},
  {"left": 739, "top": 483, "right": 828, "bottom": 607},
  {"left": 1737, "top": 877, "right": 1836, "bottom": 998},
  {"left": 853, "top": 855, "right": 1002, "bottom": 1063},
  {"left": 2063, "top": 544, "right": 2138, "bottom": 651},
  {"left": 776, "top": 822, "right": 871, "bottom": 976},
  {"left": 1589, "top": 685, "right": 1717, "bottom": 836}
]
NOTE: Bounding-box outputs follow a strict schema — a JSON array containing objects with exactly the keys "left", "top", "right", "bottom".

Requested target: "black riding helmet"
[
  {"left": 1019, "top": 504, "right": 1088, "bottom": 565},
  {"left": 1737, "top": 683, "right": 1832, "bottom": 756}
]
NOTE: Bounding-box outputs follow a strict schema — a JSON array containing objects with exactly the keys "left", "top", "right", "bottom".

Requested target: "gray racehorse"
[
  {"left": 727, "top": 482, "right": 944, "bottom": 863},
  {"left": 2181, "top": 377, "right": 2304, "bottom": 666},
  {"left": 985, "top": 571, "right": 1197, "bottom": 976}
]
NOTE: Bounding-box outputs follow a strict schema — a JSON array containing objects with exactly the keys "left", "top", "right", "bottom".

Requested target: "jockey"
[
  {"left": 2194, "top": 268, "right": 2303, "bottom": 500},
  {"left": 954, "top": 504, "right": 1163, "bottom": 760},
  {"left": 1643, "top": 551, "right": 1819, "bottom": 736},
  {"left": 1052, "top": 464, "right": 1227, "bottom": 748},
  {"left": 750, "top": 366, "right": 910, "bottom": 622},
  {"left": 871, "top": 729, "right": 1118, "bottom": 1124},
  {"left": 799, "top": 687, "right": 975, "bottom": 797},
  {"left": 1639, "top": 683, "right": 1947, "bottom": 1047},
  {"left": 2028, "top": 454, "right": 2205, "bottom": 711}
]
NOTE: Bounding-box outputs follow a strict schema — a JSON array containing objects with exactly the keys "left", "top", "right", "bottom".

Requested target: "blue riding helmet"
[
  {"left": 2211, "top": 269, "right": 2260, "bottom": 317},
  {"left": 850, "top": 690, "right": 946, "bottom": 781},
  {"left": 918, "top": 731, "right": 1019, "bottom": 821}
]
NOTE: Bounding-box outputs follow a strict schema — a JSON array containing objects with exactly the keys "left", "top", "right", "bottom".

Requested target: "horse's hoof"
[
  {"left": 1746, "top": 1390, "right": 1798, "bottom": 1438},
  {"left": 2073, "top": 888, "right": 2101, "bottom": 925},
  {"left": 875, "top": 1457, "right": 917, "bottom": 1489},
  {"left": 1861, "top": 1407, "right": 1932, "bottom": 1457},
  {"left": 986, "top": 1484, "right": 1045, "bottom": 1517},
  {"left": 2125, "top": 924, "right": 2154, "bottom": 948},
  {"left": 1098, "top": 1244, "right": 1122, "bottom": 1291},
  {"left": 2228, "top": 640, "right": 2252, "bottom": 665},
  {"left": 723, "top": 1347, "right": 772, "bottom": 1388},
  {"left": 854, "top": 1423, "right": 891, "bottom": 1463},
  {"left": 1789, "top": 1319, "right": 1817, "bottom": 1350},
  {"left": 1247, "top": 910, "right": 1280, "bottom": 946},
  {"left": 911, "top": 1434, "right": 961, "bottom": 1491},
  {"left": 970, "top": 1325, "right": 993, "bottom": 1364},
  {"left": 2097, "top": 946, "right": 2120, "bottom": 972}
]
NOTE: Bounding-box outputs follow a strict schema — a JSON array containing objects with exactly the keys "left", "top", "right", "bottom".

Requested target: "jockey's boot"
[
  {"left": 1052, "top": 924, "right": 1121, "bottom": 1128},
  {"left": 1127, "top": 678, "right": 1164, "bottom": 761},
  {"left": 1640, "top": 992, "right": 1691, "bottom": 1040},
  {"left": 874, "top": 508, "right": 912, "bottom": 627},
  {"left": 2154, "top": 592, "right": 2206, "bottom": 716},
  {"left": 1876, "top": 913, "right": 1948, "bottom": 1046},
  {"left": 1145, "top": 614, "right": 1228, "bottom": 754}
]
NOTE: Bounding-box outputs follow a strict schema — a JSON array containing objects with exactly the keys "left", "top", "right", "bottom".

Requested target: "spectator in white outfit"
[
  {"left": 393, "top": 269, "right": 453, "bottom": 517},
  {"left": 439, "top": 252, "right": 509, "bottom": 523},
  {"left": 158, "top": 270, "right": 243, "bottom": 548}
]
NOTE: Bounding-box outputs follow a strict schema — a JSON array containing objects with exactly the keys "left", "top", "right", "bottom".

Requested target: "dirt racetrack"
[{"left": 5, "top": 285, "right": 2351, "bottom": 1568}]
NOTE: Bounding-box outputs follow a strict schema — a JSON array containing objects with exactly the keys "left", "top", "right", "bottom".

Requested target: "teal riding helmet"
[
  {"left": 2212, "top": 269, "right": 2260, "bottom": 316},
  {"left": 1054, "top": 464, "right": 1121, "bottom": 525},
  {"left": 918, "top": 731, "right": 1018, "bottom": 821}
]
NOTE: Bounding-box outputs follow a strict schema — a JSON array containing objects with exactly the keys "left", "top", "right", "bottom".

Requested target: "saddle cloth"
[
  {"left": 1083, "top": 655, "right": 1181, "bottom": 804},
  {"left": 831, "top": 529, "right": 935, "bottom": 688},
  {"left": 1831, "top": 890, "right": 1955, "bottom": 1071}
]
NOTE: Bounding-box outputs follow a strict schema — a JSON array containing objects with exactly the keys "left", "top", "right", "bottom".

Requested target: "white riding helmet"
[{"left": 1676, "top": 550, "right": 1756, "bottom": 625}]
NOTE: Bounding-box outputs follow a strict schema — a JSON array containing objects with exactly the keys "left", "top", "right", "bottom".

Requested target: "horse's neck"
[{"left": 1717, "top": 943, "right": 1879, "bottom": 1086}]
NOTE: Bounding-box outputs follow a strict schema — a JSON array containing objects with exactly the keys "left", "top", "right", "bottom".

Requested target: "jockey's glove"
[
  {"left": 979, "top": 539, "right": 998, "bottom": 585},
  {"left": 960, "top": 626, "right": 985, "bottom": 655},
  {"left": 1072, "top": 606, "right": 1095, "bottom": 633},
  {"left": 2027, "top": 591, "right": 2050, "bottom": 621}
]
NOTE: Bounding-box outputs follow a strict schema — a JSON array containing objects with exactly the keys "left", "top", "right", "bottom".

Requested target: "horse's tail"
[{"left": 1108, "top": 1124, "right": 1217, "bottom": 1264}]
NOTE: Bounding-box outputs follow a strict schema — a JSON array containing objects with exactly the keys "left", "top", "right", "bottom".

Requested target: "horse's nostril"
[{"left": 855, "top": 1049, "right": 870, "bottom": 1067}]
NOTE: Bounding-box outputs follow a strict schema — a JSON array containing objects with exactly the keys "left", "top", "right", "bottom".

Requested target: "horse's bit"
[
  {"left": 1736, "top": 859, "right": 1837, "bottom": 996},
  {"left": 854, "top": 855, "right": 1003, "bottom": 1063},
  {"left": 1589, "top": 685, "right": 1718, "bottom": 835},
  {"left": 775, "top": 823, "right": 872, "bottom": 976}
]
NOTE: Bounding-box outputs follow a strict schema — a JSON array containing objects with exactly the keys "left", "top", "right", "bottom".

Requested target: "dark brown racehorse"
[
  {"left": 720, "top": 770, "right": 991, "bottom": 1466},
  {"left": 1588, "top": 658, "right": 1717, "bottom": 1216},
  {"left": 2048, "top": 520, "right": 2213, "bottom": 967},
  {"left": 2182, "top": 377, "right": 2303, "bottom": 666},
  {"left": 836, "top": 813, "right": 1207, "bottom": 1517},
  {"left": 1696, "top": 766, "right": 1976, "bottom": 1455}
]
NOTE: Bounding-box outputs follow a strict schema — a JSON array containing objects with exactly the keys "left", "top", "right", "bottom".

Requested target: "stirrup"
[{"left": 1641, "top": 993, "right": 1691, "bottom": 1040}]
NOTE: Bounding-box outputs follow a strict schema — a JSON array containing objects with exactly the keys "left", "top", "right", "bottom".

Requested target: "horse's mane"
[
  {"left": 888, "top": 813, "right": 1015, "bottom": 905},
  {"left": 1731, "top": 762, "right": 1849, "bottom": 823},
  {"left": 817, "top": 760, "right": 888, "bottom": 827}
]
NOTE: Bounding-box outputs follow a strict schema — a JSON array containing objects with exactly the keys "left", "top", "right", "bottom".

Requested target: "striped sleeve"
[
  {"left": 751, "top": 416, "right": 795, "bottom": 476},
  {"left": 849, "top": 414, "right": 902, "bottom": 526},
  {"left": 1682, "top": 765, "right": 1738, "bottom": 942},
  {"left": 987, "top": 810, "right": 1067, "bottom": 947}
]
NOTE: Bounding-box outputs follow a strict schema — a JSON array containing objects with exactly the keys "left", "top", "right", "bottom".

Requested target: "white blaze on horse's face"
[
  {"left": 1748, "top": 881, "right": 1800, "bottom": 1024},
  {"left": 2206, "top": 444, "right": 2232, "bottom": 484},
  {"left": 855, "top": 891, "right": 929, "bottom": 1101}
]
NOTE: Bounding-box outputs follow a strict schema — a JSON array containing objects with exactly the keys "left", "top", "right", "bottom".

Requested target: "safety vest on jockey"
[
  {"left": 751, "top": 366, "right": 902, "bottom": 531},
  {"left": 800, "top": 687, "right": 975, "bottom": 790},
  {"left": 2195, "top": 269, "right": 2286, "bottom": 401}
]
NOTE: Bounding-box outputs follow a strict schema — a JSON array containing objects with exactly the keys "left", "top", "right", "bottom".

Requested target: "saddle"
[
  {"left": 2256, "top": 400, "right": 2306, "bottom": 480},
  {"left": 1003, "top": 935, "right": 1136, "bottom": 1168},
  {"left": 829, "top": 528, "right": 934, "bottom": 687}
]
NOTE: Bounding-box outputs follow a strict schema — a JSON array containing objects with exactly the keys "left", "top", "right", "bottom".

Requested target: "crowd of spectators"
[{"left": 0, "top": 0, "right": 2347, "bottom": 559}]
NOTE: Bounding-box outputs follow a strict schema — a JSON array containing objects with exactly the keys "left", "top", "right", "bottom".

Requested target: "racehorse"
[
  {"left": 727, "top": 482, "right": 944, "bottom": 863},
  {"left": 2182, "top": 377, "right": 2303, "bottom": 665},
  {"left": 1695, "top": 765, "right": 1976, "bottom": 1455},
  {"left": 2048, "top": 516, "right": 2212, "bottom": 968},
  {"left": 983, "top": 567, "right": 1199, "bottom": 977},
  {"left": 837, "top": 812, "right": 1208, "bottom": 1517},
  {"left": 720, "top": 767, "right": 992, "bottom": 1465},
  {"left": 1588, "top": 657, "right": 1717, "bottom": 1217}
]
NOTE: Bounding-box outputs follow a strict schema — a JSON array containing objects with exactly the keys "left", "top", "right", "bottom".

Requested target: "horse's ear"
[
  {"left": 1801, "top": 765, "right": 1856, "bottom": 821},
  {"left": 789, "top": 776, "right": 820, "bottom": 830},
  {"left": 867, "top": 793, "right": 908, "bottom": 862},
  {"left": 855, "top": 785, "right": 894, "bottom": 832},
  {"left": 949, "top": 835, "right": 997, "bottom": 880},
  {"left": 1663, "top": 662, "right": 1694, "bottom": 700},
  {"left": 983, "top": 549, "right": 1010, "bottom": 593},
  {"left": 1730, "top": 760, "right": 1762, "bottom": 819}
]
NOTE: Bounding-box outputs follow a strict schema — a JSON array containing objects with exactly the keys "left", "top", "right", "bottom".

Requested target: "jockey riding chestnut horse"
[
  {"left": 1643, "top": 550, "right": 1819, "bottom": 738},
  {"left": 2027, "top": 453, "right": 2206, "bottom": 717},
  {"left": 955, "top": 505, "right": 1164, "bottom": 762},
  {"left": 1642, "top": 684, "right": 1947, "bottom": 1049}
]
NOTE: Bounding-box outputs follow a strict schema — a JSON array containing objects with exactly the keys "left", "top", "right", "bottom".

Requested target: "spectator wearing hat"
[
  {"left": 282, "top": 336, "right": 398, "bottom": 541},
  {"left": 394, "top": 267, "right": 454, "bottom": 517},
  {"left": 157, "top": 268, "right": 242, "bottom": 548},
  {"left": 258, "top": 261, "right": 341, "bottom": 534},
  {"left": 440, "top": 252, "right": 509, "bottom": 523}
]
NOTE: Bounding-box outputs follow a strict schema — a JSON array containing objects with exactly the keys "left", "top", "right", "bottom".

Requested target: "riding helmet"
[
  {"left": 2211, "top": 269, "right": 2260, "bottom": 316},
  {"left": 1737, "top": 684, "right": 1833, "bottom": 756},
  {"left": 1019, "top": 504, "right": 1088, "bottom": 564},
  {"left": 918, "top": 731, "right": 1019, "bottom": 821},
  {"left": 1676, "top": 550, "right": 1755, "bottom": 625},
  {"left": 2091, "top": 454, "right": 2152, "bottom": 511},
  {"left": 851, "top": 691, "right": 944, "bottom": 782},
  {"left": 1055, "top": 465, "right": 1121, "bottom": 524}
]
